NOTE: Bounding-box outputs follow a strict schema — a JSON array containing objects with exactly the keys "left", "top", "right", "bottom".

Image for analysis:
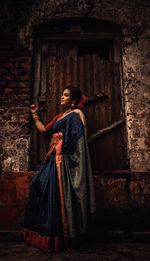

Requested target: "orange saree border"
[
  {"left": 24, "top": 132, "right": 68, "bottom": 252},
  {"left": 42, "top": 132, "right": 68, "bottom": 238},
  {"left": 54, "top": 133, "right": 68, "bottom": 238},
  {"left": 24, "top": 229, "right": 60, "bottom": 252}
]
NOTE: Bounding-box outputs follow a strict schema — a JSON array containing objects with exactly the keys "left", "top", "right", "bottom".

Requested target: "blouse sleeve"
[{"left": 45, "top": 113, "right": 63, "bottom": 131}]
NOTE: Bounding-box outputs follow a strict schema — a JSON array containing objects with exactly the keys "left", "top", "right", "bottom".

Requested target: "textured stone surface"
[
  {"left": 0, "top": 50, "right": 31, "bottom": 172},
  {"left": 122, "top": 26, "right": 150, "bottom": 172}
]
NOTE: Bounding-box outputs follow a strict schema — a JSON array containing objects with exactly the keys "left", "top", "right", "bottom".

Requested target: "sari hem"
[{"left": 24, "top": 229, "right": 61, "bottom": 252}]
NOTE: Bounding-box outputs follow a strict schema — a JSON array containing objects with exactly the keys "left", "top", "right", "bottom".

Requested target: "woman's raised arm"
[{"left": 30, "top": 104, "right": 46, "bottom": 133}]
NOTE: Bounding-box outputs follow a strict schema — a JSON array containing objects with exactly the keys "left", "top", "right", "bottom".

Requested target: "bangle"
[{"left": 32, "top": 113, "right": 39, "bottom": 121}]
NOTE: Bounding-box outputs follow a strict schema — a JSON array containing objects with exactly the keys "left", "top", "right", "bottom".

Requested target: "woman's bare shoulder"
[{"left": 72, "top": 109, "right": 86, "bottom": 126}]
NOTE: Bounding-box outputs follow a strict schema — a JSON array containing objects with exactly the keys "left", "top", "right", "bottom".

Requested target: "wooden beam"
[
  {"left": 38, "top": 32, "right": 120, "bottom": 42},
  {"left": 88, "top": 119, "right": 125, "bottom": 143},
  {"left": 85, "top": 93, "right": 108, "bottom": 105}
]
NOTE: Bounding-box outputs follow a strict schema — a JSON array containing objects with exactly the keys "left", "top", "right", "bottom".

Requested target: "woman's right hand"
[{"left": 30, "top": 104, "right": 38, "bottom": 114}]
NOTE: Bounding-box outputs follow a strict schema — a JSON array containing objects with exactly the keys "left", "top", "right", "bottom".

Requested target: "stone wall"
[
  {"left": 122, "top": 26, "right": 150, "bottom": 172},
  {"left": 0, "top": 0, "right": 150, "bottom": 172}
]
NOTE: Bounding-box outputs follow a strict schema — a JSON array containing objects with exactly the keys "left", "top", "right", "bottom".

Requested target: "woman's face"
[{"left": 60, "top": 89, "right": 72, "bottom": 109}]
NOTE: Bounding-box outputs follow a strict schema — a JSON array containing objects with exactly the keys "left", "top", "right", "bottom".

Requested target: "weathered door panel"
[{"left": 32, "top": 41, "right": 127, "bottom": 171}]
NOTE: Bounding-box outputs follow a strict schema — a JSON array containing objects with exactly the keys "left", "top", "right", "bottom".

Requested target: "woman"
[{"left": 24, "top": 86, "right": 96, "bottom": 252}]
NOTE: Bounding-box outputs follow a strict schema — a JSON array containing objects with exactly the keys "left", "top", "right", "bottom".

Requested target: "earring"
[{"left": 71, "top": 102, "right": 75, "bottom": 109}]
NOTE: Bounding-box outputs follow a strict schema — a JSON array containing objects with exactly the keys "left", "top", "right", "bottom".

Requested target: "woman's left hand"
[{"left": 30, "top": 104, "right": 38, "bottom": 114}]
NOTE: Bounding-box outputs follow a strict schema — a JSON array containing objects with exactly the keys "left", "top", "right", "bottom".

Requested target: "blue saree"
[{"left": 24, "top": 110, "right": 96, "bottom": 252}]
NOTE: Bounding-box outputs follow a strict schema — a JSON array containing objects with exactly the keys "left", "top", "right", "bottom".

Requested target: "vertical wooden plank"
[
  {"left": 38, "top": 44, "right": 49, "bottom": 163},
  {"left": 78, "top": 55, "right": 84, "bottom": 93},
  {"left": 32, "top": 40, "right": 41, "bottom": 168},
  {"left": 33, "top": 40, "right": 41, "bottom": 104},
  {"left": 47, "top": 51, "right": 57, "bottom": 119},
  {"left": 113, "top": 36, "right": 121, "bottom": 63},
  {"left": 58, "top": 48, "right": 64, "bottom": 111},
  {"left": 69, "top": 47, "right": 73, "bottom": 86},
  {"left": 40, "top": 44, "right": 48, "bottom": 97},
  {"left": 71, "top": 46, "right": 78, "bottom": 87},
  {"left": 92, "top": 54, "right": 99, "bottom": 133},
  {"left": 97, "top": 60, "right": 107, "bottom": 128},
  {"left": 66, "top": 53, "right": 71, "bottom": 86},
  {"left": 92, "top": 54, "right": 98, "bottom": 95},
  {"left": 55, "top": 47, "right": 60, "bottom": 115},
  {"left": 106, "top": 61, "right": 113, "bottom": 124},
  {"left": 53, "top": 54, "right": 59, "bottom": 115},
  {"left": 84, "top": 54, "right": 91, "bottom": 96},
  {"left": 100, "top": 60, "right": 106, "bottom": 94},
  {"left": 89, "top": 54, "right": 94, "bottom": 96},
  {"left": 62, "top": 46, "right": 67, "bottom": 89}
]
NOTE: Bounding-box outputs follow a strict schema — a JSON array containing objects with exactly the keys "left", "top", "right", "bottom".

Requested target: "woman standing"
[{"left": 24, "top": 86, "right": 96, "bottom": 252}]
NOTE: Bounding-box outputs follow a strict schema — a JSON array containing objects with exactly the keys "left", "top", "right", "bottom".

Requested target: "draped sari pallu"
[{"left": 24, "top": 111, "right": 96, "bottom": 252}]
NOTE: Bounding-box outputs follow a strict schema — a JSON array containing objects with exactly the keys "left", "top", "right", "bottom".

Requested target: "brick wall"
[{"left": 0, "top": 45, "right": 31, "bottom": 173}]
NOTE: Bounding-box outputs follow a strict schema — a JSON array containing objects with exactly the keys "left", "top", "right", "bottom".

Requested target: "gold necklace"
[{"left": 63, "top": 108, "right": 72, "bottom": 115}]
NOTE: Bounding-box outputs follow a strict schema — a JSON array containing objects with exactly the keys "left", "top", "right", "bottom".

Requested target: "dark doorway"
[{"left": 31, "top": 18, "right": 127, "bottom": 173}]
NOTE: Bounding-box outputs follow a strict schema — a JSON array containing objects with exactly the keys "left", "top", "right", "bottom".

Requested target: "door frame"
[{"left": 31, "top": 19, "right": 126, "bottom": 170}]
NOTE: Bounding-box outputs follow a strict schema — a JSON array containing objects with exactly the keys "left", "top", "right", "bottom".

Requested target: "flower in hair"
[{"left": 77, "top": 95, "right": 88, "bottom": 109}]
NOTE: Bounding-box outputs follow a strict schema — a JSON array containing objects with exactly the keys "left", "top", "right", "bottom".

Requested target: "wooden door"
[{"left": 31, "top": 39, "right": 127, "bottom": 172}]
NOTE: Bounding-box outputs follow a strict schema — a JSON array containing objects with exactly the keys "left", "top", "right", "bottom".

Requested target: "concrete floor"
[{"left": 0, "top": 238, "right": 150, "bottom": 261}]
